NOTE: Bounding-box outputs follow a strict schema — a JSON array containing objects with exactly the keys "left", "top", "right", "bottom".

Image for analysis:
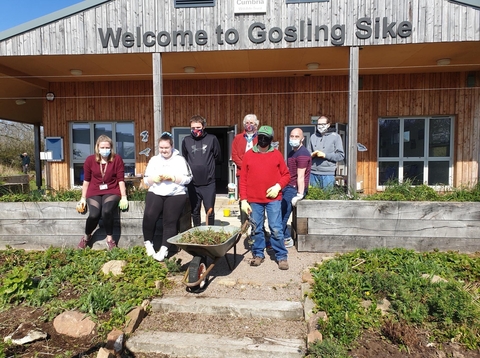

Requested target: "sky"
[{"left": 0, "top": 0, "right": 85, "bottom": 32}]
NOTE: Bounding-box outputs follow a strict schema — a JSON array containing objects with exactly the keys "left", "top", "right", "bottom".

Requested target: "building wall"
[
  {"left": 1, "top": 0, "right": 479, "bottom": 56},
  {"left": 45, "top": 70, "right": 480, "bottom": 193}
]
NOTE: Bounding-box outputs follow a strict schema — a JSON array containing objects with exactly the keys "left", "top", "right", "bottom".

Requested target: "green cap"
[{"left": 258, "top": 125, "right": 274, "bottom": 138}]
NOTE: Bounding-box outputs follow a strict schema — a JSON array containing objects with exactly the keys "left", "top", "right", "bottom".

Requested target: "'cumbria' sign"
[{"left": 98, "top": 17, "right": 412, "bottom": 49}]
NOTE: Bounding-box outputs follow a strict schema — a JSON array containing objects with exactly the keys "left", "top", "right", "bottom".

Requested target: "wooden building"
[{"left": 0, "top": 0, "right": 479, "bottom": 194}]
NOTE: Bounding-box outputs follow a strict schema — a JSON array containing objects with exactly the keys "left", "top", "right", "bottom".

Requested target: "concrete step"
[
  {"left": 151, "top": 296, "right": 304, "bottom": 320},
  {"left": 126, "top": 331, "right": 305, "bottom": 358},
  {"left": 126, "top": 296, "right": 307, "bottom": 357}
]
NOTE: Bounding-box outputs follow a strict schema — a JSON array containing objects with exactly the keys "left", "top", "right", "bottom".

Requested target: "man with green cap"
[{"left": 239, "top": 125, "right": 291, "bottom": 270}]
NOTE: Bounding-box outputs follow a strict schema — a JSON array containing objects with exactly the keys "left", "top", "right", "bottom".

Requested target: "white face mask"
[
  {"left": 317, "top": 124, "right": 329, "bottom": 133},
  {"left": 99, "top": 149, "right": 111, "bottom": 157},
  {"left": 289, "top": 139, "right": 301, "bottom": 148}
]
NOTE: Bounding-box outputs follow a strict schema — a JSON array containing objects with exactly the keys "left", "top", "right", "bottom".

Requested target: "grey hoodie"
[{"left": 308, "top": 128, "right": 345, "bottom": 176}]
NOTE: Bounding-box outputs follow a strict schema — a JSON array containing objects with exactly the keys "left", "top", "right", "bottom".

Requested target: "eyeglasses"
[{"left": 161, "top": 131, "right": 172, "bottom": 137}]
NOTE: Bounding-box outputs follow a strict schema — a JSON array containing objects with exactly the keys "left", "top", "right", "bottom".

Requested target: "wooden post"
[
  {"left": 152, "top": 53, "right": 164, "bottom": 156},
  {"left": 347, "top": 47, "right": 359, "bottom": 195}
]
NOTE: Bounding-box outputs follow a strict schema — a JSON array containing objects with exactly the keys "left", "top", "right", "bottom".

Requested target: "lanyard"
[{"left": 100, "top": 161, "right": 108, "bottom": 183}]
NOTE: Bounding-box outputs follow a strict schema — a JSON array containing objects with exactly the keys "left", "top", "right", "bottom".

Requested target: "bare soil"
[{"left": 2, "top": 235, "right": 480, "bottom": 357}]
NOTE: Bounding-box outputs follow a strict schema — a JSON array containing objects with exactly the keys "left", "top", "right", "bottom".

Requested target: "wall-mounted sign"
[
  {"left": 234, "top": 0, "right": 267, "bottom": 14},
  {"left": 45, "top": 137, "right": 64, "bottom": 162}
]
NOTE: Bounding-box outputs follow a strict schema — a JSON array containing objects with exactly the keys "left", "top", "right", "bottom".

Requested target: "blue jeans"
[
  {"left": 281, "top": 185, "right": 297, "bottom": 240},
  {"left": 310, "top": 174, "right": 335, "bottom": 189},
  {"left": 250, "top": 201, "right": 288, "bottom": 261}
]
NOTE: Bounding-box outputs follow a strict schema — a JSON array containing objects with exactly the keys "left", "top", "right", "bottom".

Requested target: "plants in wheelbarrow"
[{"left": 178, "top": 228, "right": 238, "bottom": 245}]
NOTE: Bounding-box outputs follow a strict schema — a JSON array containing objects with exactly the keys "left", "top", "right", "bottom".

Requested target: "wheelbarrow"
[{"left": 167, "top": 224, "right": 244, "bottom": 293}]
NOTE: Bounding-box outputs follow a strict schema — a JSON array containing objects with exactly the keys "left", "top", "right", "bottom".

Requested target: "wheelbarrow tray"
[{"left": 167, "top": 225, "right": 241, "bottom": 260}]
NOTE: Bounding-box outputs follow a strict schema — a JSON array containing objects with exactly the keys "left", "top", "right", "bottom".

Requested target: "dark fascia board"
[
  {"left": 448, "top": 0, "right": 480, "bottom": 9},
  {"left": 0, "top": 0, "right": 112, "bottom": 42}
]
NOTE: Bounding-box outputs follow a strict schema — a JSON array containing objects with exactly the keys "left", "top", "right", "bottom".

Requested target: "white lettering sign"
[{"left": 234, "top": 0, "right": 267, "bottom": 14}]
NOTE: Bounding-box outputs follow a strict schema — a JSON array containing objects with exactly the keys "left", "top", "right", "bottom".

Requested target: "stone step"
[
  {"left": 126, "top": 331, "right": 305, "bottom": 358},
  {"left": 126, "top": 296, "right": 307, "bottom": 357},
  {"left": 151, "top": 296, "right": 304, "bottom": 321}
]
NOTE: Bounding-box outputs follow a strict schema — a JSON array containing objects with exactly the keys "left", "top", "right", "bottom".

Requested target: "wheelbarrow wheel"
[{"left": 187, "top": 256, "right": 208, "bottom": 293}]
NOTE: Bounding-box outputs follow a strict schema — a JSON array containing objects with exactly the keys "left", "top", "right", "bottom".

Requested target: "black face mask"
[{"left": 258, "top": 135, "right": 272, "bottom": 148}]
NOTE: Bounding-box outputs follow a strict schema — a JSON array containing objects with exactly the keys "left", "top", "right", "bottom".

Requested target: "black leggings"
[
  {"left": 85, "top": 195, "right": 120, "bottom": 236},
  {"left": 142, "top": 192, "right": 187, "bottom": 249}
]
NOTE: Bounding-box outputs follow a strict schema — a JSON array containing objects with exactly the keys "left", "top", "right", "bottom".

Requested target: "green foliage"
[
  {"left": 308, "top": 248, "right": 480, "bottom": 355},
  {"left": 306, "top": 338, "right": 349, "bottom": 358},
  {"left": 0, "top": 246, "right": 170, "bottom": 336},
  {"left": 305, "top": 179, "right": 480, "bottom": 202},
  {"left": 305, "top": 185, "right": 358, "bottom": 200}
]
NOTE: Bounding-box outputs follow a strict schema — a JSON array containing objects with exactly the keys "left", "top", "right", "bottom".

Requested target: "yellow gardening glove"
[
  {"left": 312, "top": 150, "right": 326, "bottom": 158},
  {"left": 152, "top": 175, "right": 162, "bottom": 183},
  {"left": 161, "top": 174, "right": 176, "bottom": 182},
  {"left": 76, "top": 197, "right": 86, "bottom": 213},
  {"left": 266, "top": 183, "right": 281, "bottom": 199},
  {"left": 119, "top": 196, "right": 129, "bottom": 210},
  {"left": 241, "top": 200, "right": 252, "bottom": 214}
]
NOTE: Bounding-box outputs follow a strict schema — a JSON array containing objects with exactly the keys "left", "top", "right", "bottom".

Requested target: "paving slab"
[
  {"left": 151, "top": 296, "right": 304, "bottom": 321},
  {"left": 126, "top": 331, "right": 305, "bottom": 358}
]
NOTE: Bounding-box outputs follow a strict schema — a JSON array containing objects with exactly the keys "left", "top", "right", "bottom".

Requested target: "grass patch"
[
  {"left": 0, "top": 246, "right": 172, "bottom": 335},
  {"left": 306, "top": 248, "right": 480, "bottom": 356}
]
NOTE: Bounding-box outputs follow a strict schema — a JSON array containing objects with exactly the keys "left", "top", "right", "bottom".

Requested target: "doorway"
[{"left": 172, "top": 126, "right": 236, "bottom": 195}]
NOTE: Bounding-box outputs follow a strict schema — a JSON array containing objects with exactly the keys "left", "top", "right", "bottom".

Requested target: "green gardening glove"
[{"left": 119, "top": 196, "right": 129, "bottom": 210}]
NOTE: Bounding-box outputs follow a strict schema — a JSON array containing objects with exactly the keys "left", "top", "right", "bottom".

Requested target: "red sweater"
[
  {"left": 240, "top": 146, "right": 290, "bottom": 203},
  {"left": 83, "top": 154, "right": 125, "bottom": 198},
  {"left": 231, "top": 131, "right": 258, "bottom": 177}
]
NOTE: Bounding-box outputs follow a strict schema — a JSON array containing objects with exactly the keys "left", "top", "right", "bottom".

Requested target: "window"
[
  {"left": 174, "top": 0, "right": 215, "bottom": 8},
  {"left": 286, "top": 0, "right": 329, "bottom": 3},
  {"left": 71, "top": 122, "right": 135, "bottom": 187},
  {"left": 378, "top": 116, "right": 453, "bottom": 188}
]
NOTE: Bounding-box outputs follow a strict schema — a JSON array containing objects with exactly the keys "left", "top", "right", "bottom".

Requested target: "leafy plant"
[
  {"left": 179, "top": 228, "right": 238, "bottom": 245},
  {"left": 0, "top": 246, "right": 170, "bottom": 336},
  {"left": 308, "top": 248, "right": 480, "bottom": 355}
]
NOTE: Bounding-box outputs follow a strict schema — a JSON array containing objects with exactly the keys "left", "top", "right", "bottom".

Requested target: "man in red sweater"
[
  {"left": 232, "top": 114, "right": 259, "bottom": 225},
  {"left": 239, "top": 126, "right": 291, "bottom": 270}
]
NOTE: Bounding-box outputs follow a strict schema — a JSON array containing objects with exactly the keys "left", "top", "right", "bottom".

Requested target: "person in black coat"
[
  {"left": 20, "top": 152, "right": 30, "bottom": 174},
  {"left": 181, "top": 115, "right": 222, "bottom": 226}
]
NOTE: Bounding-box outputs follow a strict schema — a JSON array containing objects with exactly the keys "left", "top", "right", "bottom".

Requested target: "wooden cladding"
[{"left": 45, "top": 71, "right": 480, "bottom": 193}]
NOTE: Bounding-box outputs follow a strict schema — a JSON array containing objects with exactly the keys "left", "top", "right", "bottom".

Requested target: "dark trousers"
[
  {"left": 142, "top": 192, "right": 187, "bottom": 249},
  {"left": 188, "top": 182, "right": 216, "bottom": 226},
  {"left": 85, "top": 194, "right": 120, "bottom": 236}
]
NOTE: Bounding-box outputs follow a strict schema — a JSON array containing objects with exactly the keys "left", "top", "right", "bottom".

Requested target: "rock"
[
  {"left": 307, "top": 312, "right": 326, "bottom": 345},
  {"left": 421, "top": 273, "right": 448, "bottom": 283},
  {"left": 4, "top": 322, "right": 48, "bottom": 345},
  {"left": 53, "top": 310, "right": 95, "bottom": 337},
  {"left": 106, "top": 329, "right": 124, "bottom": 354},
  {"left": 302, "top": 268, "right": 314, "bottom": 284},
  {"left": 101, "top": 260, "right": 127, "bottom": 276},
  {"left": 304, "top": 296, "right": 316, "bottom": 322},
  {"left": 377, "top": 298, "right": 391, "bottom": 315},
  {"left": 124, "top": 307, "right": 145, "bottom": 334},
  {"left": 96, "top": 347, "right": 115, "bottom": 358}
]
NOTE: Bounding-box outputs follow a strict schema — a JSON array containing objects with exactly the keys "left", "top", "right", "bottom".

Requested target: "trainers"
[
  {"left": 284, "top": 237, "right": 294, "bottom": 248},
  {"left": 144, "top": 240, "right": 155, "bottom": 257},
  {"left": 278, "top": 260, "right": 289, "bottom": 270},
  {"left": 106, "top": 239, "right": 117, "bottom": 250},
  {"left": 77, "top": 235, "right": 91, "bottom": 249},
  {"left": 153, "top": 246, "right": 168, "bottom": 262},
  {"left": 250, "top": 256, "right": 265, "bottom": 266}
]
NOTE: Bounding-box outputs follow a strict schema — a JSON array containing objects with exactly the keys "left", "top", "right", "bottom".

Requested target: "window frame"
[
  {"left": 70, "top": 121, "right": 135, "bottom": 188},
  {"left": 377, "top": 116, "right": 454, "bottom": 191},
  {"left": 174, "top": 0, "right": 215, "bottom": 8},
  {"left": 286, "top": 0, "right": 329, "bottom": 3}
]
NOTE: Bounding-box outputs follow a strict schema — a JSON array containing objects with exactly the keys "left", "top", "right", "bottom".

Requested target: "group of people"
[
  {"left": 75, "top": 115, "right": 221, "bottom": 262},
  {"left": 232, "top": 114, "right": 344, "bottom": 270},
  {"left": 74, "top": 114, "right": 344, "bottom": 270}
]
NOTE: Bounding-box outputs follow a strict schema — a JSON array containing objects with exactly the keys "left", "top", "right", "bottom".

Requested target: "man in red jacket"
[
  {"left": 232, "top": 114, "right": 259, "bottom": 225},
  {"left": 239, "top": 126, "right": 291, "bottom": 270}
]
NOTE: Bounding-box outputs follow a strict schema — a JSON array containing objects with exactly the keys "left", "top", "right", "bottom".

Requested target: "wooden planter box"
[
  {"left": 292, "top": 200, "right": 480, "bottom": 253},
  {"left": 0, "top": 201, "right": 191, "bottom": 250}
]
